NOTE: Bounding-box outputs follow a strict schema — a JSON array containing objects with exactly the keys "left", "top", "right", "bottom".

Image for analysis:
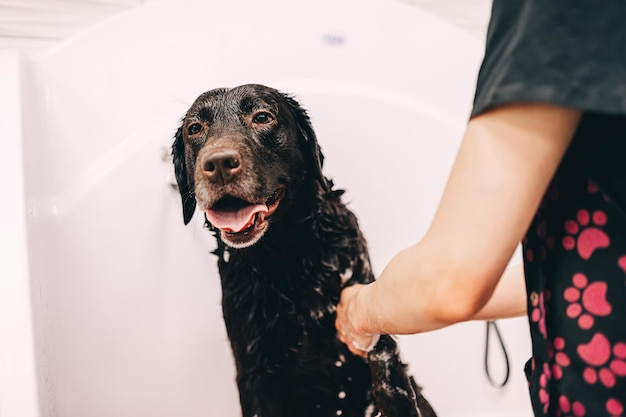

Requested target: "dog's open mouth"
[{"left": 205, "top": 187, "right": 285, "bottom": 237}]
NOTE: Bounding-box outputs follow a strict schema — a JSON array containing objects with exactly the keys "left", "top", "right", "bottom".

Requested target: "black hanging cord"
[{"left": 484, "top": 320, "right": 510, "bottom": 388}]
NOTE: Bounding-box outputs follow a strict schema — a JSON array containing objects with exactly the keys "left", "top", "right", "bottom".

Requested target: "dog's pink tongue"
[{"left": 206, "top": 204, "right": 268, "bottom": 232}]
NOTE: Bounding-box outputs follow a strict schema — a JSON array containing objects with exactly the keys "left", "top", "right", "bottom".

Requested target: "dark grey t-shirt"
[
  {"left": 471, "top": 0, "right": 626, "bottom": 208},
  {"left": 471, "top": 0, "right": 626, "bottom": 118}
]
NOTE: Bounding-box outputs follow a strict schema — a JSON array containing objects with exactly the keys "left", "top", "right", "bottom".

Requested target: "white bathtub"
[{"left": 6, "top": 0, "right": 533, "bottom": 416}]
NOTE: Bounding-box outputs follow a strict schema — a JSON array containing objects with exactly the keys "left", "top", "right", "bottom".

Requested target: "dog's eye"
[
  {"left": 188, "top": 123, "right": 203, "bottom": 135},
  {"left": 252, "top": 112, "right": 274, "bottom": 124}
]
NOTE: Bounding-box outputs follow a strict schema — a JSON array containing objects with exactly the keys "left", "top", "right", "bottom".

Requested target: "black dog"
[{"left": 172, "top": 84, "right": 437, "bottom": 417}]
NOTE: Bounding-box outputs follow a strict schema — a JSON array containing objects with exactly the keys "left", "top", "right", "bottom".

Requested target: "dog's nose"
[{"left": 201, "top": 149, "right": 242, "bottom": 183}]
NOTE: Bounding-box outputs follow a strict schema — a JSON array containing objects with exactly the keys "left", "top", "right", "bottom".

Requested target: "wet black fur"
[{"left": 172, "top": 84, "right": 437, "bottom": 417}]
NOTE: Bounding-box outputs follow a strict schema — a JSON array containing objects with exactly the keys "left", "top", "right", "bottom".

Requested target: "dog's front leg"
[{"left": 236, "top": 371, "right": 284, "bottom": 417}]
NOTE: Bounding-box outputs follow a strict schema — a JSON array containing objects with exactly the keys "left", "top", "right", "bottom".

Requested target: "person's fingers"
[
  {"left": 337, "top": 327, "right": 368, "bottom": 358},
  {"left": 349, "top": 343, "right": 367, "bottom": 358},
  {"left": 335, "top": 284, "right": 379, "bottom": 358},
  {"left": 341, "top": 331, "right": 367, "bottom": 358},
  {"left": 350, "top": 334, "right": 379, "bottom": 358}
]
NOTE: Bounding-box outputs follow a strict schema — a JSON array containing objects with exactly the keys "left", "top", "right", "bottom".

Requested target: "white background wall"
[
  {"left": 0, "top": 0, "right": 492, "bottom": 56},
  {"left": 7, "top": 0, "right": 533, "bottom": 416},
  {"left": 0, "top": 50, "right": 40, "bottom": 417}
]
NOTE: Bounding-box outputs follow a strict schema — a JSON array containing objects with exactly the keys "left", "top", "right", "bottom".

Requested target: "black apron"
[{"left": 471, "top": 2, "right": 626, "bottom": 415}]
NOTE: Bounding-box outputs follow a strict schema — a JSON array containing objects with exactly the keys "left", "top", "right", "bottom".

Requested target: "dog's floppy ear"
[
  {"left": 284, "top": 95, "right": 331, "bottom": 192},
  {"left": 172, "top": 125, "right": 196, "bottom": 224}
]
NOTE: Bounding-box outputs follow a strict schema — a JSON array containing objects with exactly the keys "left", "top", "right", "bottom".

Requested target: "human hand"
[{"left": 335, "top": 284, "right": 380, "bottom": 358}]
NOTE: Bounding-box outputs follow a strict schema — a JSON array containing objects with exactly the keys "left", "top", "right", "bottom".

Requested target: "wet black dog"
[{"left": 172, "top": 84, "right": 437, "bottom": 417}]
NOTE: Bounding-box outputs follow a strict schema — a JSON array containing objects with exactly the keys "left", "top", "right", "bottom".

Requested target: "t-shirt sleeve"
[{"left": 471, "top": 0, "right": 626, "bottom": 118}]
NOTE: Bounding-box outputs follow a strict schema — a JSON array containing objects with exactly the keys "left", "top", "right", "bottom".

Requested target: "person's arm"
[
  {"left": 336, "top": 103, "right": 580, "bottom": 356},
  {"left": 471, "top": 262, "right": 526, "bottom": 321}
]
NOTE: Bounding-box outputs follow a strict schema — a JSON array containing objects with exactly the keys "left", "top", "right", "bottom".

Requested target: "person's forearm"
[
  {"left": 354, "top": 241, "right": 507, "bottom": 335},
  {"left": 471, "top": 263, "right": 527, "bottom": 321},
  {"left": 353, "top": 257, "right": 526, "bottom": 337}
]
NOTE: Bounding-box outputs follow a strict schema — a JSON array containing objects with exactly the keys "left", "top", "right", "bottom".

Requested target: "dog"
[{"left": 172, "top": 84, "right": 437, "bottom": 417}]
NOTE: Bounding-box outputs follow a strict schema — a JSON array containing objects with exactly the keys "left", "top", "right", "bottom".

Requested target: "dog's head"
[{"left": 172, "top": 84, "right": 330, "bottom": 248}]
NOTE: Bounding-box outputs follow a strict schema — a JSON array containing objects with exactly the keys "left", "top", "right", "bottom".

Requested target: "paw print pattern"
[
  {"left": 587, "top": 180, "right": 611, "bottom": 203},
  {"left": 562, "top": 209, "right": 610, "bottom": 259},
  {"left": 530, "top": 291, "right": 547, "bottom": 339},
  {"left": 564, "top": 273, "right": 612, "bottom": 330},
  {"left": 619, "top": 256, "right": 626, "bottom": 274},
  {"left": 578, "top": 333, "right": 626, "bottom": 388},
  {"left": 526, "top": 220, "right": 553, "bottom": 264},
  {"left": 550, "top": 337, "right": 571, "bottom": 380},
  {"left": 537, "top": 219, "right": 547, "bottom": 240},
  {"left": 536, "top": 219, "right": 556, "bottom": 250},
  {"left": 606, "top": 398, "right": 625, "bottom": 416},
  {"left": 538, "top": 363, "right": 552, "bottom": 414},
  {"left": 558, "top": 395, "right": 586, "bottom": 417}
]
